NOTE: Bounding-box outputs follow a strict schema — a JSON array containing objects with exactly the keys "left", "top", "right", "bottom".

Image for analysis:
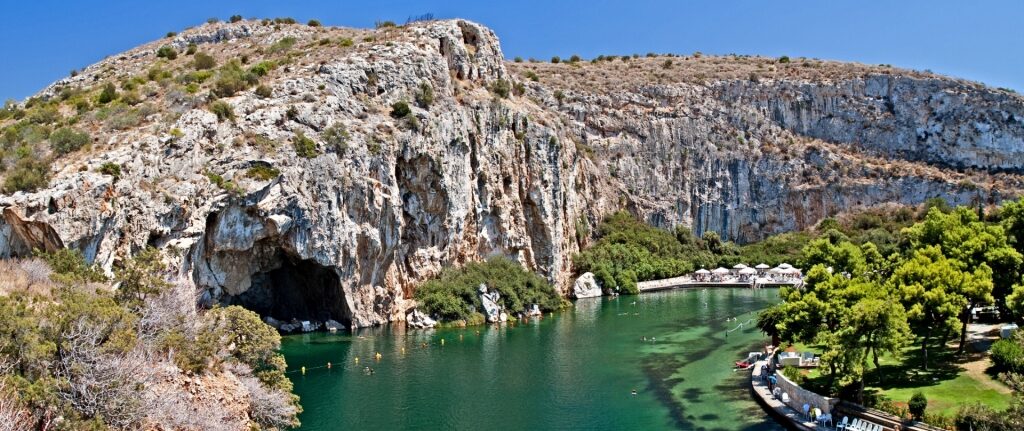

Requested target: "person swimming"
[{"left": 631, "top": 389, "right": 638, "bottom": 396}]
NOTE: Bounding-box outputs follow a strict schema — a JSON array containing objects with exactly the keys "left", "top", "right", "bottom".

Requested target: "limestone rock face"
[
  {"left": 572, "top": 272, "right": 602, "bottom": 299},
  {"left": 2, "top": 19, "right": 1023, "bottom": 327}
]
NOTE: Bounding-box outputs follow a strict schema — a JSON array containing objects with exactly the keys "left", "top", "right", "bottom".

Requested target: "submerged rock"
[{"left": 573, "top": 272, "right": 602, "bottom": 299}]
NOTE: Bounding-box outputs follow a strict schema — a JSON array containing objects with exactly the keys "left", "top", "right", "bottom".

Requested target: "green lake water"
[{"left": 280, "top": 288, "right": 785, "bottom": 430}]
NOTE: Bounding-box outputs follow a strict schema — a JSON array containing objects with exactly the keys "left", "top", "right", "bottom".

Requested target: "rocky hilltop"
[{"left": 1, "top": 19, "right": 1022, "bottom": 328}]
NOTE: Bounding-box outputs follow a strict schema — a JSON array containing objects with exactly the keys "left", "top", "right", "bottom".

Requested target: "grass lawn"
[{"left": 782, "top": 338, "right": 1012, "bottom": 416}]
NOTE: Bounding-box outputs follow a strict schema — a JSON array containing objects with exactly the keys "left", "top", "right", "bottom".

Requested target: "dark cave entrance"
[{"left": 230, "top": 255, "right": 351, "bottom": 328}]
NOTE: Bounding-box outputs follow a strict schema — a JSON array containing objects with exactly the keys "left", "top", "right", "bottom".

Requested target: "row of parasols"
[{"left": 694, "top": 262, "right": 801, "bottom": 277}]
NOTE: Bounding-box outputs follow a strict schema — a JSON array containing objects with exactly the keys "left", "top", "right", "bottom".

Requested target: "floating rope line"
[{"left": 726, "top": 318, "right": 755, "bottom": 334}]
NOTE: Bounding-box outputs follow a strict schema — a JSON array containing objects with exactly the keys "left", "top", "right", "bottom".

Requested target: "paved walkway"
[
  {"left": 750, "top": 359, "right": 830, "bottom": 430},
  {"left": 637, "top": 275, "right": 802, "bottom": 292}
]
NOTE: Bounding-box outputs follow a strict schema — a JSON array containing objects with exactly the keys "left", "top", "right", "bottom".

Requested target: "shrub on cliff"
[
  {"left": 322, "top": 123, "right": 350, "bottom": 154},
  {"left": 415, "top": 82, "right": 434, "bottom": 108},
  {"left": 156, "top": 45, "right": 178, "bottom": 60},
  {"left": 489, "top": 79, "right": 511, "bottom": 98},
  {"left": 49, "top": 127, "right": 91, "bottom": 155},
  {"left": 192, "top": 52, "right": 217, "bottom": 70},
  {"left": 212, "top": 60, "right": 259, "bottom": 97},
  {"left": 292, "top": 132, "right": 318, "bottom": 158},
  {"left": 415, "top": 257, "right": 566, "bottom": 322},
  {"left": 97, "top": 82, "right": 118, "bottom": 104},
  {"left": 3, "top": 158, "right": 50, "bottom": 193},
  {"left": 390, "top": 100, "right": 411, "bottom": 118},
  {"left": 209, "top": 100, "right": 235, "bottom": 121}
]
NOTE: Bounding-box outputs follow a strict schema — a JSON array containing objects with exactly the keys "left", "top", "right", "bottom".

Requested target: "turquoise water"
[{"left": 280, "top": 288, "right": 784, "bottom": 430}]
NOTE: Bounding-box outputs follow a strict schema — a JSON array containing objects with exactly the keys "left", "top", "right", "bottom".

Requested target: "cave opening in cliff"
[{"left": 232, "top": 255, "right": 351, "bottom": 329}]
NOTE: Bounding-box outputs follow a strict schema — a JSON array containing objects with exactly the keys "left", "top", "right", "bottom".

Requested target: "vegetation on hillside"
[
  {"left": 0, "top": 249, "right": 299, "bottom": 430},
  {"left": 573, "top": 211, "right": 714, "bottom": 294},
  {"left": 415, "top": 257, "right": 567, "bottom": 323},
  {"left": 752, "top": 199, "right": 1024, "bottom": 428}
]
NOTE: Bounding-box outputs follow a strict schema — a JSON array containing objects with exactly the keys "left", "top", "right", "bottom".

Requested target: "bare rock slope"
[{"left": 2, "top": 19, "right": 1023, "bottom": 327}]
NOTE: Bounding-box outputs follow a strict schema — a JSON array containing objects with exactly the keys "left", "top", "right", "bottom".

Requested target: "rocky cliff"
[{"left": 1, "top": 19, "right": 1022, "bottom": 327}]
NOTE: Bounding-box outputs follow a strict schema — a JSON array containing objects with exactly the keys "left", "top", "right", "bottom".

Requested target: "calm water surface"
[{"left": 280, "top": 288, "right": 784, "bottom": 430}]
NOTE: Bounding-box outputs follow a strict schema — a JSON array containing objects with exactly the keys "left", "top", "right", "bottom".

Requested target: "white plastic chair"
[
  {"left": 847, "top": 418, "right": 862, "bottom": 431},
  {"left": 781, "top": 392, "right": 790, "bottom": 404},
  {"left": 836, "top": 416, "right": 850, "bottom": 431}
]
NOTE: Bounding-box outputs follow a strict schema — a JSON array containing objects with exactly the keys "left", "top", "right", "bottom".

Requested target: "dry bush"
[
  {"left": 138, "top": 278, "right": 199, "bottom": 344},
  {"left": 233, "top": 364, "right": 299, "bottom": 431},
  {"left": 0, "top": 258, "right": 56, "bottom": 296},
  {"left": 0, "top": 362, "right": 32, "bottom": 431},
  {"left": 55, "top": 318, "right": 150, "bottom": 429},
  {"left": 142, "top": 366, "right": 237, "bottom": 431}
]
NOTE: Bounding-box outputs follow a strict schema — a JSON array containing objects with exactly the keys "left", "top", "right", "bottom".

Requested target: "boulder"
[
  {"left": 406, "top": 309, "right": 437, "bottom": 329},
  {"left": 479, "top": 284, "right": 502, "bottom": 322},
  {"left": 325, "top": 319, "right": 344, "bottom": 332},
  {"left": 573, "top": 272, "right": 602, "bottom": 299}
]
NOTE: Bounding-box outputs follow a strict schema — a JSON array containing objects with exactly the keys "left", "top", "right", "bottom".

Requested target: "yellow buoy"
[
  {"left": 401, "top": 347, "right": 406, "bottom": 354},
  {"left": 355, "top": 357, "right": 359, "bottom": 363},
  {"left": 301, "top": 366, "right": 306, "bottom": 375},
  {"left": 375, "top": 352, "right": 382, "bottom": 360},
  {"left": 441, "top": 338, "right": 446, "bottom": 345}
]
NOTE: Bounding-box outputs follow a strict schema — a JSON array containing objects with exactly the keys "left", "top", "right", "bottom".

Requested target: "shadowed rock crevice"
[{"left": 230, "top": 254, "right": 351, "bottom": 327}]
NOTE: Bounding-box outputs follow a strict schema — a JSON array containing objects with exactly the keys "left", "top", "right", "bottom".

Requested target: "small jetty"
[{"left": 638, "top": 263, "right": 803, "bottom": 292}]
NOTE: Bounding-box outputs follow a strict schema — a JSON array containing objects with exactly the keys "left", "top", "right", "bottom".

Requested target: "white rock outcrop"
[{"left": 573, "top": 272, "right": 602, "bottom": 299}]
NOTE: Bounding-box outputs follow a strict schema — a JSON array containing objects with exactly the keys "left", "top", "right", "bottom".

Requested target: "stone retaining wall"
[{"left": 775, "top": 367, "right": 839, "bottom": 416}]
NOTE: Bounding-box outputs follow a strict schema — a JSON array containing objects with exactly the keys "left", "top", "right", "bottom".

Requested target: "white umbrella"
[
  {"left": 695, "top": 268, "right": 711, "bottom": 274},
  {"left": 782, "top": 267, "right": 801, "bottom": 274},
  {"left": 712, "top": 267, "right": 730, "bottom": 275},
  {"left": 755, "top": 263, "right": 770, "bottom": 269},
  {"left": 732, "top": 263, "right": 748, "bottom": 269},
  {"left": 779, "top": 263, "right": 793, "bottom": 270},
  {"left": 739, "top": 267, "right": 757, "bottom": 275},
  {"left": 769, "top": 267, "right": 783, "bottom": 274}
]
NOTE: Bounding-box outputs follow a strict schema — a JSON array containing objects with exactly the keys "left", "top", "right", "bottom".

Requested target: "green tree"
[
  {"left": 890, "top": 246, "right": 978, "bottom": 369},
  {"left": 114, "top": 247, "right": 170, "bottom": 309},
  {"left": 903, "top": 207, "right": 1012, "bottom": 353}
]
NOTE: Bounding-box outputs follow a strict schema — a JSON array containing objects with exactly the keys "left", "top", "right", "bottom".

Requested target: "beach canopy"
[
  {"left": 778, "top": 263, "right": 794, "bottom": 270},
  {"left": 755, "top": 263, "right": 770, "bottom": 269},
  {"left": 781, "top": 267, "right": 801, "bottom": 274},
  {"left": 732, "top": 263, "right": 748, "bottom": 269},
  {"left": 712, "top": 267, "right": 730, "bottom": 275},
  {"left": 695, "top": 268, "right": 711, "bottom": 274},
  {"left": 769, "top": 267, "right": 783, "bottom": 274},
  {"left": 739, "top": 267, "right": 757, "bottom": 275}
]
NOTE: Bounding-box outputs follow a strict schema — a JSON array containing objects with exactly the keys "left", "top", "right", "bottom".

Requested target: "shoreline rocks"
[{"left": 573, "top": 272, "right": 602, "bottom": 299}]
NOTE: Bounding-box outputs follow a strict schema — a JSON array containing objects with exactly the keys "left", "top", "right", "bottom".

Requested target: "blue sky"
[{"left": 1, "top": 1, "right": 1021, "bottom": 101}]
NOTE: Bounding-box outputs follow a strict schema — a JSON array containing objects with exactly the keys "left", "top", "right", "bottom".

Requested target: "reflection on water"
[{"left": 281, "top": 288, "right": 785, "bottom": 430}]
